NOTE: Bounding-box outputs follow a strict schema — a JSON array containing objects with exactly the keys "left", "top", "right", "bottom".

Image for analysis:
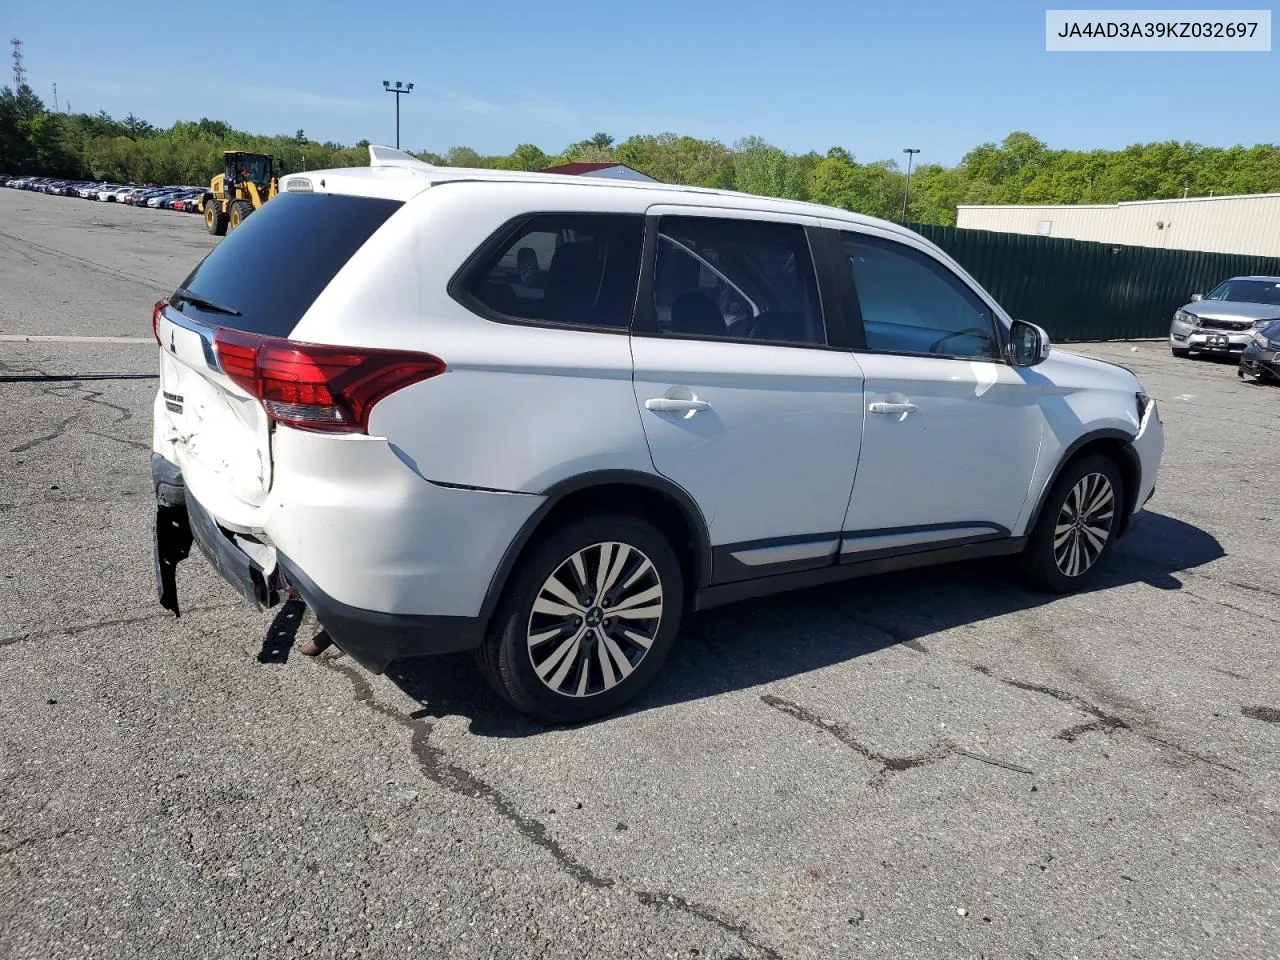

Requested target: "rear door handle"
[
  {"left": 868, "top": 401, "right": 917, "bottom": 421},
  {"left": 645, "top": 398, "right": 711, "bottom": 414}
]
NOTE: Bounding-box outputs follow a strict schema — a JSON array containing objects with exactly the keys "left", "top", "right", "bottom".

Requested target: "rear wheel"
[
  {"left": 205, "top": 201, "right": 228, "bottom": 236},
  {"left": 475, "top": 514, "right": 683, "bottom": 724},
  {"left": 228, "top": 200, "right": 252, "bottom": 230},
  {"left": 1023, "top": 454, "right": 1124, "bottom": 593}
]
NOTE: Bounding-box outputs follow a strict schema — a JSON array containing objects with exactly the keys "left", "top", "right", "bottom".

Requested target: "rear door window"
[
  {"left": 653, "top": 217, "right": 825, "bottom": 346},
  {"left": 172, "top": 193, "right": 403, "bottom": 336},
  {"left": 463, "top": 214, "right": 644, "bottom": 329}
]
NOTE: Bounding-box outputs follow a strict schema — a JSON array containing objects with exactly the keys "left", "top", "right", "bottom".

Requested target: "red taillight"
[
  {"left": 152, "top": 300, "right": 167, "bottom": 345},
  {"left": 212, "top": 329, "right": 446, "bottom": 434}
]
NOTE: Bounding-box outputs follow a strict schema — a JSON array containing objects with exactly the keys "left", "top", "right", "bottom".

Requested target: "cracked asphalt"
[{"left": 2, "top": 188, "right": 1278, "bottom": 960}]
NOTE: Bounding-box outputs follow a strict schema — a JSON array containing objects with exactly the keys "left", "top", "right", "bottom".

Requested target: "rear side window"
[
  {"left": 172, "top": 193, "right": 403, "bottom": 336},
  {"left": 463, "top": 214, "right": 643, "bottom": 329}
]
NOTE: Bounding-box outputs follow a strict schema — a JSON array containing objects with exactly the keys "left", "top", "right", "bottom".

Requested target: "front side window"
[
  {"left": 467, "top": 214, "right": 643, "bottom": 329},
  {"left": 653, "top": 217, "right": 825, "bottom": 346},
  {"left": 843, "top": 233, "right": 1000, "bottom": 360}
]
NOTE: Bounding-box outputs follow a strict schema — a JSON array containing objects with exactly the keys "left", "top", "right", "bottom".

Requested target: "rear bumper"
[{"left": 152, "top": 454, "right": 486, "bottom": 673}]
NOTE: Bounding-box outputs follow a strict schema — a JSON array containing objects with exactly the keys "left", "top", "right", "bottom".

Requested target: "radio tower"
[{"left": 11, "top": 38, "right": 29, "bottom": 91}]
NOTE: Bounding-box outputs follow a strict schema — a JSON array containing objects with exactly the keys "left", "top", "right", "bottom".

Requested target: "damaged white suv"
[{"left": 152, "top": 146, "right": 1164, "bottom": 723}]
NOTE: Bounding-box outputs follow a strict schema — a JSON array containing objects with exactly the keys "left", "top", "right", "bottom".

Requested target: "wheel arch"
[
  {"left": 477, "top": 470, "right": 712, "bottom": 625},
  {"left": 1025, "top": 429, "right": 1141, "bottom": 538}
]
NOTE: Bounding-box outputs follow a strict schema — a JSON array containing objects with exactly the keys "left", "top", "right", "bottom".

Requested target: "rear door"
[
  {"left": 154, "top": 192, "right": 403, "bottom": 520},
  {"left": 630, "top": 208, "right": 864, "bottom": 582}
]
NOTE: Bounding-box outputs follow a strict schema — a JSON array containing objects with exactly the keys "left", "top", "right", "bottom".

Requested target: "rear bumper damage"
[{"left": 151, "top": 454, "right": 484, "bottom": 673}]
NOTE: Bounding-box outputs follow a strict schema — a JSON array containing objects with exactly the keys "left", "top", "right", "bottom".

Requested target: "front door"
[
  {"left": 630, "top": 210, "right": 864, "bottom": 582},
  {"left": 833, "top": 227, "right": 1043, "bottom": 555}
]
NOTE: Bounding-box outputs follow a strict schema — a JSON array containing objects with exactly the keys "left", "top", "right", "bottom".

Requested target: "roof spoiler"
[{"left": 367, "top": 144, "right": 437, "bottom": 170}]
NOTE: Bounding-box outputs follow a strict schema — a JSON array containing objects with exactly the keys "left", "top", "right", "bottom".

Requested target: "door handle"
[
  {"left": 868, "top": 401, "right": 918, "bottom": 421},
  {"left": 645, "top": 397, "right": 711, "bottom": 414}
]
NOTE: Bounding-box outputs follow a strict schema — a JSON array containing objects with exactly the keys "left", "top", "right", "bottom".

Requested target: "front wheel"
[
  {"left": 1023, "top": 454, "right": 1124, "bottom": 593},
  {"left": 228, "top": 200, "right": 253, "bottom": 230},
  {"left": 475, "top": 514, "right": 684, "bottom": 724},
  {"left": 1171, "top": 346, "right": 1190, "bottom": 358}
]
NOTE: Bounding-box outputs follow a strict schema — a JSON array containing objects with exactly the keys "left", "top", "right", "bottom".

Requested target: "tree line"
[{"left": 4, "top": 84, "right": 1280, "bottom": 226}]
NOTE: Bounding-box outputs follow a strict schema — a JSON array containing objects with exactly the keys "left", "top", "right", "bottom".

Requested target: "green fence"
[{"left": 907, "top": 223, "right": 1280, "bottom": 342}]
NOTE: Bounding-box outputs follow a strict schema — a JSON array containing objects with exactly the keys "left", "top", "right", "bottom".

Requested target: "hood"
[
  {"left": 1040, "top": 347, "right": 1141, "bottom": 391},
  {"left": 1182, "top": 300, "right": 1280, "bottom": 323}
]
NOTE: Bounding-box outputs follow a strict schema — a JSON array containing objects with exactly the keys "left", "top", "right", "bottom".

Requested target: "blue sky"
[{"left": 7, "top": 0, "right": 1276, "bottom": 164}]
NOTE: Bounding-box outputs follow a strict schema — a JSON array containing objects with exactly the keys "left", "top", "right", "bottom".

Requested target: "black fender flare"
[
  {"left": 476, "top": 469, "right": 713, "bottom": 627},
  {"left": 1023, "top": 428, "right": 1141, "bottom": 537}
]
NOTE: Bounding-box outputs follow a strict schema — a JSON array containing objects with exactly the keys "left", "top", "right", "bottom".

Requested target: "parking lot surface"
[{"left": 1, "top": 188, "right": 1277, "bottom": 960}]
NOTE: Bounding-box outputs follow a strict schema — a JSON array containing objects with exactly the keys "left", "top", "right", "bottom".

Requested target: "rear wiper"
[{"left": 172, "top": 287, "right": 241, "bottom": 317}]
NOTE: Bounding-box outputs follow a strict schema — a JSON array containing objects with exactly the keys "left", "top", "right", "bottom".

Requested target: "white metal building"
[{"left": 956, "top": 193, "right": 1280, "bottom": 257}]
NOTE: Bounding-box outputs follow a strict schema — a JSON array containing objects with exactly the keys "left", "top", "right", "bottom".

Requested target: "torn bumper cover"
[{"left": 150, "top": 454, "right": 484, "bottom": 673}]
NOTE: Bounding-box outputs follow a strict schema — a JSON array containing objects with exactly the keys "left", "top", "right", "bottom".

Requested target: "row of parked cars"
[
  {"left": 0, "top": 175, "right": 206, "bottom": 212},
  {"left": 1167, "top": 275, "right": 1280, "bottom": 384}
]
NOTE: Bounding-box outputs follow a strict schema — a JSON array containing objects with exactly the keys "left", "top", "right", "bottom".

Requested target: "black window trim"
[
  {"left": 839, "top": 228, "right": 1012, "bottom": 365},
  {"left": 630, "top": 213, "right": 853, "bottom": 352},
  {"left": 446, "top": 210, "right": 647, "bottom": 336}
]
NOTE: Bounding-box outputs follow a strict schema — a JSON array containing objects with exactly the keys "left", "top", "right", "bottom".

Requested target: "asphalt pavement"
[{"left": 1, "top": 188, "right": 1277, "bottom": 960}]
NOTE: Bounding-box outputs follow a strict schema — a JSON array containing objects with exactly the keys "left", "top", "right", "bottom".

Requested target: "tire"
[
  {"left": 1171, "top": 346, "right": 1190, "bottom": 358},
  {"left": 1023, "top": 453, "right": 1124, "bottom": 594},
  {"left": 228, "top": 200, "right": 253, "bottom": 230},
  {"left": 475, "top": 513, "right": 684, "bottom": 724},
  {"left": 205, "top": 201, "right": 228, "bottom": 236}
]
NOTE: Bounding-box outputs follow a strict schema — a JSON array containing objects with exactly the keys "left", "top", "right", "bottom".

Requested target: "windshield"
[{"left": 1204, "top": 279, "right": 1280, "bottom": 306}]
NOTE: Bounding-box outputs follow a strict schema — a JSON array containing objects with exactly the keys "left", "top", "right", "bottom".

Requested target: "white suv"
[{"left": 151, "top": 146, "right": 1164, "bottom": 723}]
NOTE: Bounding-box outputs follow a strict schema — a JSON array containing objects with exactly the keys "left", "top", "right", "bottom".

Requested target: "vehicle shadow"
[
  {"left": 383, "top": 510, "right": 1222, "bottom": 738},
  {"left": 257, "top": 598, "right": 306, "bottom": 663}
]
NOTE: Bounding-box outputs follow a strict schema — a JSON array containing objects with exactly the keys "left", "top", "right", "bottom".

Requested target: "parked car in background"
[
  {"left": 1169, "top": 276, "right": 1280, "bottom": 358},
  {"left": 1239, "top": 319, "right": 1280, "bottom": 383},
  {"left": 149, "top": 149, "right": 1165, "bottom": 723}
]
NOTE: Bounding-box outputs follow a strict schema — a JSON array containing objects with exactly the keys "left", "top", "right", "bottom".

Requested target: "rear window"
[{"left": 172, "top": 193, "right": 403, "bottom": 336}]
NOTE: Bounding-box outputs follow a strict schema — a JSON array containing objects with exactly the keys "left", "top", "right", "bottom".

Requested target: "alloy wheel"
[
  {"left": 1053, "top": 472, "right": 1115, "bottom": 577},
  {"left": 526, "top": 541, "right": 663, "bottom": 698}
]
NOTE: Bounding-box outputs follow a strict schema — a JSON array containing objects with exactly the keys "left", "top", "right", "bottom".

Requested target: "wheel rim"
[
  {"left": 526, "top": 541, "right": 663, "bottom": 698},
  {"left": 1053, "top": 472, "right": 1115, "bottom": 577},
  {"left": 205, "top": 207, "right": 215, "bottom": 227}
]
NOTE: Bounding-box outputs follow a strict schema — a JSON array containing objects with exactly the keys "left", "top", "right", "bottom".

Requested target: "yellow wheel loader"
[{"left": 200, "top": 151, "right": 279, "bottom": 236}]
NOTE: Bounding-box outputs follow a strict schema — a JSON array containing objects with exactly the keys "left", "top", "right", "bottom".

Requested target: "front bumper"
[
  {"left": 1175, "top": 329, "right": 1254, "bottom": 353},
  {"left": 1127, "top": 398, "right": 1163, "bottom": 527},
  {"left": 151, "top": 454, "right": 485, "bottom": 673},
  {"left": 1240, "top": 343, "right": 1280, "bottom": 378}
]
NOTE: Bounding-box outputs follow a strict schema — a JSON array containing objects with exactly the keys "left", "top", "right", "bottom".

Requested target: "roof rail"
[{"left": 367, "top": 144, "right": 437, "bottom": 169}]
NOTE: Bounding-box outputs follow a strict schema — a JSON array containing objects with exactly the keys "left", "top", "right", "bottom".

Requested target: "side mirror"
[
  {"left": 1190, "top": 293, "right": 1203, "bottom": 301},
  {"left": 1008, "top": 319, "right": 1051, "bottom": 366}
]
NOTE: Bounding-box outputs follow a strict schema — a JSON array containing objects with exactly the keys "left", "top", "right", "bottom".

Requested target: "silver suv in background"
[{"left": 1169, "top": 276, "right": 1280, "bottom": 358}]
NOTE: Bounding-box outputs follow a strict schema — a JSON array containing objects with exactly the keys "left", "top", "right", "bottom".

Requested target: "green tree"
[{"left": 122, "top": 113, "right": 155, "bottom": 139}]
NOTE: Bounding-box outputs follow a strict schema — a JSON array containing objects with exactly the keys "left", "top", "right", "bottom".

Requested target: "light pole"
[
  {"left": 382, "top": 80, "right": 414, "bottom": 149},
  {"left": 901, "top": 147, "right": 920, "bottom": 222}
]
